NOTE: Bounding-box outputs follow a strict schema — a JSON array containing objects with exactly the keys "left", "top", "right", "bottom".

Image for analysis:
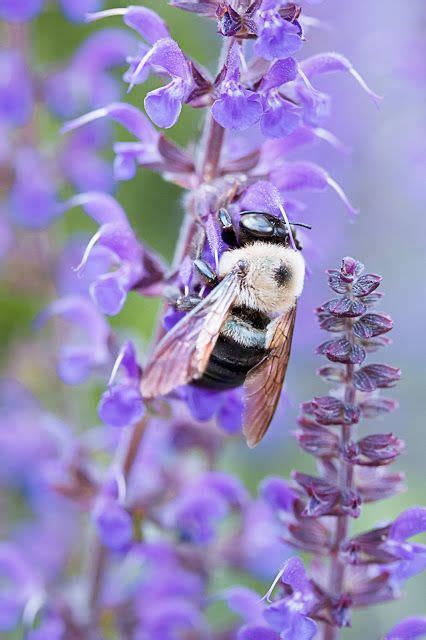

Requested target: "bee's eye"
[
  {"left": 240, "top": 213, "right": 274, "bottom": 237},
  {"left": 274, "top": 263, "right": 292, "bottom": 286}
]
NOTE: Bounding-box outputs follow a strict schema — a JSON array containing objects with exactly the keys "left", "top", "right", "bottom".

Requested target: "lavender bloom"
[
  {"left": 59, "top": 0, "right": 104, "bottom": 23},
  {"left": 93, "top": 487, "right": 133, "bottom": 551},
  {"left": 0, "top": 543, "right": 40, "bottom": 631},
  {"left": 98, "top": 341, "right": 144, "bottom": 428},
  {"left": 179, "top": 385, "right": 243, "bottom": 434},
  {"left": 9, "top": 147, "right": 58, "bottom": 229},
  {"left": 36, "top": 295, "right": 111, "bottom": 383},
  {"left": 60, "top": 192, "right": 166, "bottom": 315},
  {"left": 45, "top": 30, "right": 136, "bottom": 119},
  {"left": 226, "top": 558, "right": 318, "bottom": 640},
  {"left": 386, "top": 618, "right": 426, "bottom": 640},
  {"left": 254, "top": 7, "right": 304, "bottom": 61},
  {"left": 211, "top": 42, "right": 263, "bottom": 131},
  {"left": 0, "top": 0, "right": 45, "bottom": 22},
  {"left": 0, "top": 50, "right": 34, "bottom": 126},
  {"left": 0, "top": 0, "right": 106, "bottom": 22},
  {"left": 87, "top": 4, "right": 195, "bottom": 129}
]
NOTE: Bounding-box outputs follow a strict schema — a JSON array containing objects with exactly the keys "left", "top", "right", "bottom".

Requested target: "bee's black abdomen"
[{"left": 194, "top": 335, "right": 267, "bottom": 390}]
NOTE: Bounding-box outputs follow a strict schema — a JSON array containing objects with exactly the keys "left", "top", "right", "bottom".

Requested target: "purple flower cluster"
[
  {"left": 55, "top": 0, "right": 383, "bottom": 425},
  {"left": 0, "top": 30, "right": 138, "bottom": 242},
  {"left": 0, "top": 0, "right": 106, "bottom": 23},
  {"left": 1, "top": 2, "right": 424, "bottom": 639},
  {"left": 236, "top": 258, "right": 424, "bottom": 638},
  {"left": 0, "top": 378, "right": 287, "bottom": 638}
]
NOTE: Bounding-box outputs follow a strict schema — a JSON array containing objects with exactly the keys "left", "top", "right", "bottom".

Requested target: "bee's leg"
[
  {"left": 174, "top": 294, "right": 201, "bottom": 312},
  {"left": 218, "top": 208, "right": 239, "bottom": 248},
  {"left": 194, "top": 258, "right": 217, "bottom": 286}
]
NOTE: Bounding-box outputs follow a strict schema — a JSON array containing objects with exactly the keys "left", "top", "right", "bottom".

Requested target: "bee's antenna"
[{"left": 291, "top": 222, "right": 312, "bottom": 230}]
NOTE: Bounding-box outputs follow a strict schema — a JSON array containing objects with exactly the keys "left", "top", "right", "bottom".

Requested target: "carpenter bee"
[{"left": 141, "top": 209, "right": 307, "bottom": 447}]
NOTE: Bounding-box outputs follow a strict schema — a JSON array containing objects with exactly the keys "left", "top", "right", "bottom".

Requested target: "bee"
[{"left": 140, "top": 209, "right": 307, "bottom": 447}]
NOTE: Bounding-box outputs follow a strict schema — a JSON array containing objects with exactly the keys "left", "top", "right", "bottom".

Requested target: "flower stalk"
[{"left": 256, "top": 257, "right": 426, "bottom": 640}]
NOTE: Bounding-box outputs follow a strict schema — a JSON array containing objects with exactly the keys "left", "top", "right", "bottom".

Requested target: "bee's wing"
[
  {"left": 243, "top": 304, "right": 297, "bottom": 448},
  {"left": 141, "top": 269, "right": 242, "bottom": 399}
]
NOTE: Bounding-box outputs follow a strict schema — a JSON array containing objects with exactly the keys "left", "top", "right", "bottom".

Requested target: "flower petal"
[
  {"left": 212, "top": 83, "right": 262, "bottom": 130},
  {"left": 145, "top": 78, "right": 187, "bottom": 129}
]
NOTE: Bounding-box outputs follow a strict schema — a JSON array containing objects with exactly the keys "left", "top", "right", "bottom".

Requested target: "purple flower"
[
  {"left": 164, "top": 471, "right": 247, "bottom": 544},
  {"left": 98, "top": 341, "right": 144, "bottom": 428},
  {"left": 212, "top": 43, "right": 262, "bottom": 131},
  {"left": 180, "top": 385, "right": 243, "bottom": 434},
  {"left": 228, "top": 558, "right": 318, "bottom": 640},
  {"left": 59, "top": 123, "right": 115, "bottom": 193},
  {"left": 0, "top": 543, "right": 40, "bottom": 631},
  {"left": 36, "top": 295, "right": 111, "bottom": 384},
  {"left": 26, "top": 614, "right": 65, "bottom": 640},
  {"left": 9, "top": 148, "right": 58, "bottom": 229},
  {"left": 270, "top": 160, "right": 358, "bottom": 217},
  {"left": 62, "top": 102, "right": 162, "bottom": 181},
  {"left": 142, "top": 39, "right": 193, "bottom": 128},
  {"left": 87, "top": 6, "right": 169, "bottom": 43},
  {"left": 45, "top": 30, "right": 135, "bottom": 119},
  {"left": 59, "top": 0, "right": 104, "bottom": 22},
  {"left": 223, "top": 500, "right": 290, "bottom": 581},
  {"left": 387, "top": 508, "right": 426, "bottom": 585},
  {"left": 258, "top": 58, "right": 300, "bottom": 138},
  {"left": 94, "top": 497, "right": 133, "bottom": 551},
  {"left": 0, "top": 0, "right": 45, "bottom": 22},
  {"left": 60, "top": 192, "right": 165, "bottom": 315},
  {"left": 386, "top": 618, "right": 426, "bottom": 640},
  {"left": 0, "top": 50, "right": 34, "bottom": 127},
  {"left": 255, "top": 9, "right": 303, "bottom": 61}
]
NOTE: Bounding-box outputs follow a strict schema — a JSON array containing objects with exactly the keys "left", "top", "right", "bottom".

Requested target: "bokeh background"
[{"left": 1, "top": 1, "right": 425, "bottom": 637}]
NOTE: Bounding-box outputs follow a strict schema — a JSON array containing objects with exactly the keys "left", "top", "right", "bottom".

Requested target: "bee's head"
[{"left": 239, "top": 212, "right": 305, "bottom": 250}]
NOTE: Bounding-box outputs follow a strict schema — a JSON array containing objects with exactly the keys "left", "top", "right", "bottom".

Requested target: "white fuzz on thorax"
[{"left": 219, "top": 242, "right": 305, "bottom": 315}]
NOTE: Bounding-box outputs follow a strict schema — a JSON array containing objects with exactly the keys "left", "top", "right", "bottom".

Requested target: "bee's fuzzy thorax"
[{"left": 219, "top": 242, "right": 305, "bottom": 315}]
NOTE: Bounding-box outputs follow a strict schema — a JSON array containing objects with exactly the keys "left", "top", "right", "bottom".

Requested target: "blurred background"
[{"left": 1, "top": 1, "right": 425, "bottom": 637}]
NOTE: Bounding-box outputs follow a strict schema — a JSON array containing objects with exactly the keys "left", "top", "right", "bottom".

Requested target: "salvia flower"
[
  {"left": 243, "top": 258, "right": 423, "bottom": 634},
  {"left": 98, "top": 341, "right": 144, "bottom": 428},
  {"left": 59, "top": 192, "right": 166, "bottom": 315},
  {"left": 0, "top": 0, "right": 107, "bottom": 23},
  {"left": 2, "top": 2, "right": 422, "bottom": 640},
  {"left": 226, "top": 557, "right": 319, "bottom": 640},
  {"left": 385, "top": 618, "right": 426, "bottom": 640},
  {"left": 36, "top": 295, "right": 111, "bottom": 384}
]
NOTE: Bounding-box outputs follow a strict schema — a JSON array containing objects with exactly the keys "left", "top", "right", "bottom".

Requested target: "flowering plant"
[{"left": 0, "top": 2, "right": 424, "bottom": 639}]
